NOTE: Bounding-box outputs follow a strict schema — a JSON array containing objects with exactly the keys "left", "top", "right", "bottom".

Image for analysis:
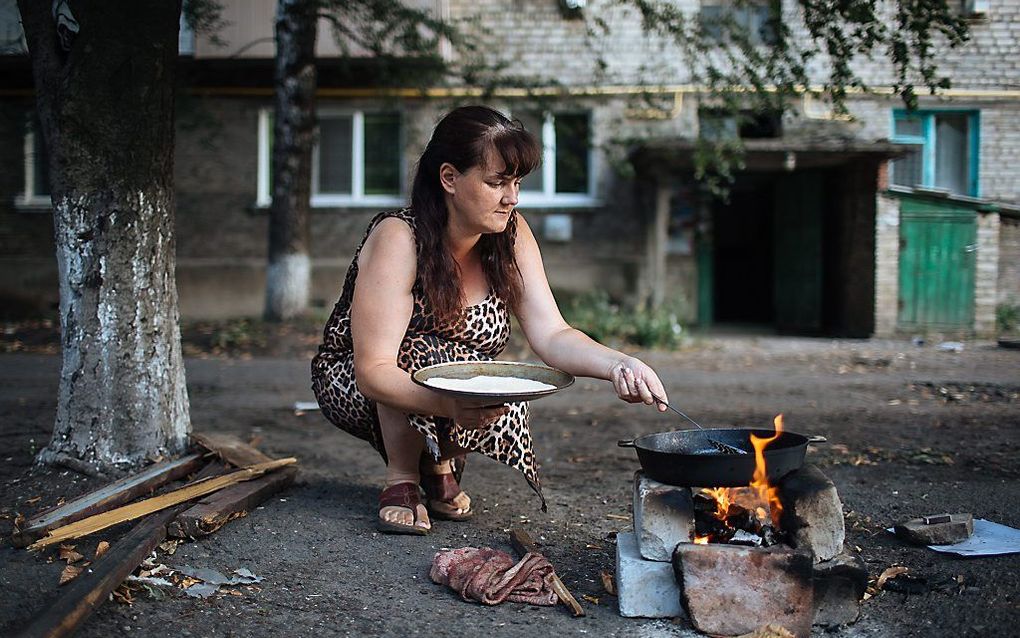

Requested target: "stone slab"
[
  {"left": 673, "top": 542, "right": 814, "bottom": 638},
  {"left": 812, "top": 550, "right": 867, "bottom": 627},
  {"left": 894, "top": 513, "right": 974, "bottom": 545},
  {"left": 615, "top": 531, "right": 684, "bottom": 618},
  {"left": 779, "top": 464, "right": 845, "bottom": 562},
  {"left": 633, "top": 470, "right": 695, "bottom": 561}
]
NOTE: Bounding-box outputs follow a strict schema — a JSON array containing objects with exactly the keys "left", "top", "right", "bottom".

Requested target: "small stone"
[
  {"left": 673, "top": 543, "right": 814, "bottom": 638},
  {"left": 812, "top": 550, "right": 867, "bottom": 627},
  {"left": 615, "top": 532, "right": 684, "bottom": 618},
  {"left": 779, "top": 464, "right": 845, "bottom": 562},
  {"left": 633, "top": 471, "right": 694, "bottom": 561},
  {"left": 894, "top": 513, "right": 973, "bottom": 545}
]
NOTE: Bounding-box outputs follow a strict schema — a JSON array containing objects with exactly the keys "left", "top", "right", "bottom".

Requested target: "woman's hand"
[
  {"left": 608, "top": 356, "right": 669, "bottom": 412},
  {"left": 444, "top": 396, "right": 511, "bottom": 430}
]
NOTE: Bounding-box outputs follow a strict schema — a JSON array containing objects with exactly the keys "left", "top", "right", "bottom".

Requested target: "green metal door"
[
  {"left": 774, "top": 172, "right": 824, "bottom": 332},
  {"left": 897, "top": 198, "right": 976, "bottom": 331}
]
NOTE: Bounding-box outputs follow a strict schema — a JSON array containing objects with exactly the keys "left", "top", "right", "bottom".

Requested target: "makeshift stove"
[{"left": 616, "top": 417, "right": 867, "bottom": 638}]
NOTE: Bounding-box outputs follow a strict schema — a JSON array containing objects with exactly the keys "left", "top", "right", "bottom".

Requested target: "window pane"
[
  {"left": 32, "top": 126, "right": 50, "bottom": 197},
  {"left": 894, "top": 115, "right": 923, "bottom": 138},
  {"left": 364, "top": 113, "right": 401, "bottom": 195},
  {"left": 934, "top": 114, "right": 969, "bottom": 195},
  {"left": 699, "top": 5, "right": 724, "bottom": 41},
  {"left": 318, "top": 116, "right": 353, "bottom": 194},
  {"left": 554, "top": 113, "right": 590, "bottom": 194},
  {"left": 748, "top": 5, "right": 775, "bottom": 45},
  {"left": 516, "top": 111, "right": 544, "bottom": 193},
  {"left": 891, "top": 148, "right": 923, "bottom": 188}
]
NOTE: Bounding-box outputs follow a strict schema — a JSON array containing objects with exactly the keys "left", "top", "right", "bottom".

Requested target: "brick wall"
[
  {"left": 975, "top": 212, "right": 1001, "bottom": 335},
  {"left": 873, "top": 194, "right": 900, "bottom": 337},
  {"left": 997, "top": 216, "right": 1020, "bottom": 307}
]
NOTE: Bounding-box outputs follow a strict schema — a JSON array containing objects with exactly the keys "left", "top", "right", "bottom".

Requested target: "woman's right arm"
[
  {"left": 351, "top": 217, "right": 450, "bottom": 415},
  {"left": 350, "top": 218, "right": 505, "bottom": 427}
]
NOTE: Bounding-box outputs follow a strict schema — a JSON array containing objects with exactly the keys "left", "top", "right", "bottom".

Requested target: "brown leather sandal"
[
  {"left": 377, "top": 482, "right": 430, "bottom": 535},
  {"left": 420, "top": 471, "right": 474, "bottom": 522}
]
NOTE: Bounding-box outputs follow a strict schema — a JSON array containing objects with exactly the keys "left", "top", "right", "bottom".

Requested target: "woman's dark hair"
[{"left": 410, "top": 105, "right": 542, "bottom": 324}]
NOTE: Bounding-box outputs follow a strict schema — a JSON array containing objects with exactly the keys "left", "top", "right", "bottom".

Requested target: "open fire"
[{"left": 693, "top": 415, "right": 787, "bottom": 547}]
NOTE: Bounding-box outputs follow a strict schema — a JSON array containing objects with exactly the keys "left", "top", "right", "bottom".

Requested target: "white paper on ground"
[
  {"left": 888, "top": 519, "right": 1020, "bottom": 557},
  {"left": 293, "top": 401, "right": 320, "bottom": 411}
]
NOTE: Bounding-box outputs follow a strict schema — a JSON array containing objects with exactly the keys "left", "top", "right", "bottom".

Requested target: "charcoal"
[{"left": 693, "top": 492, "right": 717, "bottom": 513}]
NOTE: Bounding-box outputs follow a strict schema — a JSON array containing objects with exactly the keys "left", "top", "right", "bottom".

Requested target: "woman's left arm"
[{"left": 512, "top": 213, "right": 669, "bottom": 411}]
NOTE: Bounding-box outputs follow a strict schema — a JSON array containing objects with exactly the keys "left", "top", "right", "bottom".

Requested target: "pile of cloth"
[{"left": 430, "top": 547, "right": 560, "bottom": 606}]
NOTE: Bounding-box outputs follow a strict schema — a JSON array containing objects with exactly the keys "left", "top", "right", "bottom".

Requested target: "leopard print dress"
[{"left": 311, "top": 209, "right": 544, "bottom": 508}]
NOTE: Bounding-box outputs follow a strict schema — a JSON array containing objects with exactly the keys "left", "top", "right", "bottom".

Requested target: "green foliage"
[
  {"left": 997, "top": 302, "right": 1020, "bottom": 335},
  {"left": 560, "top": 290, "right": 687, "bottom": 350}
]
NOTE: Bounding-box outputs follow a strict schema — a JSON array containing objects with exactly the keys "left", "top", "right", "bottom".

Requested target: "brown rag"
[{"left": 430, "top": 547, "right": 560, "bottom": 606}]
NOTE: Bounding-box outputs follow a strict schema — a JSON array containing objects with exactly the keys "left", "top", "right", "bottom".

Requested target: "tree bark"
[
  {"left": 264, "top": 0, "right": 317, "bottom": 321},
  {"left": 18, "top": 0, "right": 190, "bottom": 473}
]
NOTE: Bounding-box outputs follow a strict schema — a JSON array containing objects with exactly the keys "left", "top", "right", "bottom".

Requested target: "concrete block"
[
  {"left": 615, "top": 531, "right": 684, "bottom": 618},
  {"left": 779, "top": 464, "right": 845, "bottom": 562},
  {"left": 894, "top": 513, "right": 974, "bottom": 545},
  {"left": 812, "top": 550, "right": 867, "bottom": 627},
  {"left": 633, "top": 470, "right": 695, "bottom": 561},
  {"left": 673, "top": 543, "right": 814, "bottom": 638}
]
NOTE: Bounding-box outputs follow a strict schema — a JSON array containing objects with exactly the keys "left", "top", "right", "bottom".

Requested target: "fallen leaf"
[
  {"left": 59, "top": 564, "right": 83, "bottom": 586},
  {"left": 59, "top": 545, "right": 84, "bottom": 564},
  {"left": 111, "top": 584, "right": 135, "bottom": 605},
  {"left": 600, "top": 570, "right": 616, "bottom": 596},
  {"left": 13, "top": 513, "right": 25, "bottom": 531},
  {"left": 25, "top": 496, "right": 42, "bottom": 505},
  {"left": 585, "top": 543, "right": 603, "bottom": 550},
  {"left": 581, "top": 594, "right": 599, "bottom": 605},
  {"left": 94, "top": 541, "right": 110, "bottom": 559},
  {"left": 735, "top": 624, "right": 795, "bottom": 638},
  {"left": 177, "top": 576, "right": 201, "bottom": 589},
  {"left": 876, "top": 566, "right": 909, "bottom": 590},
  {"left": 158, "top": 539, "right": 180, "bottom": 555}
]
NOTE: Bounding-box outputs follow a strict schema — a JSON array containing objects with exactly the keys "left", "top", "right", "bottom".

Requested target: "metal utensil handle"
[
  {"left": 650, "top": 393, "right": 705, "bottom": 430},
  {"left": 617, "top": 439, "right": 636, "bottom": 448}
]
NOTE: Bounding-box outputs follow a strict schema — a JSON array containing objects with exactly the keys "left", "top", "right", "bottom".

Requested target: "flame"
[
  {"left": 695, "top": 414, "right": 787, "bottom": 542},
  {"left": 747, "top": 414, "right": 785, "bottom": 526}
]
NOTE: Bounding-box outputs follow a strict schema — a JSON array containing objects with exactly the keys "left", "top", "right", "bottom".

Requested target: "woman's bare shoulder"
[{"left": 359, "top": 216, "right": 417, "bottom": 271}]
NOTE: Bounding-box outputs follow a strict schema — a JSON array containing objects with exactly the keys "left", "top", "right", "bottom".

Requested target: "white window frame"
[
  {"left": 256, "top": 108, "right": 405, "bottom": 209},
  {"left": 513, "top": 110, "right": 599, "bottom": 209},
  {"left": 16, "top": 125, "right": 50, "bottom": 209}
]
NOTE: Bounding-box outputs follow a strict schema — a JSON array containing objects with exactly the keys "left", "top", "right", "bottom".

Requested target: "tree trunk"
[
  {"left": 18, "top": 0, "right": 190, "bottom": 474},
  {"left": 264, "top": 0, "right": 317, "bottom": 321}
]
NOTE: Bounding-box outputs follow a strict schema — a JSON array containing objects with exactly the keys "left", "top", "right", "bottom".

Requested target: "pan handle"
[
  {"left": 806, "top": 435, "right": 828, "bottom": 444},
  {"left": 617, "top": 439, "right": 636, "bottom": 448}
]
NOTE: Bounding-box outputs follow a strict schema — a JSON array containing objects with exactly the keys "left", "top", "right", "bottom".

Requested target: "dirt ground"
[{"left": 1, "top": 331, "right": 1018, "bottom": 637}]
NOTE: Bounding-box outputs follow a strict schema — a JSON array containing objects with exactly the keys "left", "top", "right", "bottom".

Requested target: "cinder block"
[
  {"left": 813, "top": 550, "right": 867, "bottom": 627},
  {"left": 615, "top": 531, "right": 684, "bottom": 618},
  {"left": 673, "top": 543, "right": 815, "bottom": 638},
  {"left": 779, "top": 464, "right": 845, "bottom": 562},
  {"left": 894, "top": 513, "right": 974, "bottom": 545},
  {"left": 633, "top": 471, "right": 695, "bottom": 561}
]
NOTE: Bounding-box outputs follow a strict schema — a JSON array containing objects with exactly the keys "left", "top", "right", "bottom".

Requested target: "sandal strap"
[
  {"left": 421, "top": 472, "right": 461, "bottom": 503},
  {"left": 379, "top": 482, "right": 422, "bottom": 510}
]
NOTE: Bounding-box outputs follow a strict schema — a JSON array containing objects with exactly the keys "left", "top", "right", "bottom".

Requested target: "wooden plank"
[
  {"left": 191, "top": 432, "right": 274, "bottom": 468},
  {"left": 167, "top": 465, "right": 298, "bottom": 538},
  {"left": 509, "top": 529, "right": 585, "bottom": 617},
  {"left": 16, "top": 506, "right": 181, "bottom": 638},
  {"left": 12, "top": 453, "right": 206, "bottom": 548},
  {"left": 29, "top": 458, "right": 297, "bottom": 549}
]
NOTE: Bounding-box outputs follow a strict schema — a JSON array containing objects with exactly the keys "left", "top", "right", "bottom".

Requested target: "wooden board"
[
  {"left": 191, "top": 432, "right": 274, "bottom": 468},
  {"left": 167, "top": 465, "right": 298, "bottom": 538},
  {"left": 29, "top": 458, "right": 297, "bottom": 549},
  {"left": 16, "top": 506, "right": 182, "bottom": 638},
  {"left": 12, "top": 453, "right": 205, "bottom": 548}
]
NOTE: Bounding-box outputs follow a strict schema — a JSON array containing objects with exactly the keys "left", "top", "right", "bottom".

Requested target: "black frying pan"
[{"left": 618, "top": 428, "right": 826, "bottom": 487}]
